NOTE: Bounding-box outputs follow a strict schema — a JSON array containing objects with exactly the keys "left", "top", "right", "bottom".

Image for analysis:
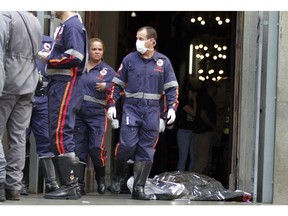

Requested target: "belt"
[
  {"left": 125, "top": 98, "right": 159, "bottom": 106},
  {"left": 83, "top": 95, "right": 106, "bottom": 106},
  {"left": 46, "top": 69, "right": 72, "bottom": 76}
]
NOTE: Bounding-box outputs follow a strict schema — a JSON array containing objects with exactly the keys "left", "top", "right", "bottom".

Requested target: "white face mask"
[{"left": 136, "top": 39, "right": 148, "bottom": 54}]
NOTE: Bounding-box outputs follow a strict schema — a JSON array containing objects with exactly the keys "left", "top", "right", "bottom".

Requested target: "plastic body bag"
[
  {"left": 127, "top": 175, "right": 187, "bottom": 200},
  {"left": 127, "top": 171, "right": 252, "bottom": 201}
]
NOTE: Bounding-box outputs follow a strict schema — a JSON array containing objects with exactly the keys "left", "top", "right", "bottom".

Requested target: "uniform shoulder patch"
[{"left": 157, "top": 59, "right": 164, "bottom": 66}]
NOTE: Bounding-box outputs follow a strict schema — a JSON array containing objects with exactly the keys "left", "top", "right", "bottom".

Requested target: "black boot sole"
[
  {"left": 107, "top": 186, "right": 121, "bottom": 194},
  {"left": 43, "top": 186, "right": 81, "bottom": 200}
]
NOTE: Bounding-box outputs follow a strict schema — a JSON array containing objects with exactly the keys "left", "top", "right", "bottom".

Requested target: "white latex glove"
[
  {"left": 167, "top": 109, "right": 176, "bottom": 125},
  {"left": 111, "top": 119, "right": 119, "bottom": 129},
  {"left": 107, "top": 106, "right": 116, "bottom": 120},
  {"left": 37, "top": 50, "right": 49, "bottom": 62},
  {"left": 159, "top": 118, "right": 165, "bottom": 133},
  {"left": 38, "top": 50, "right": 49, "bottom": 57}
]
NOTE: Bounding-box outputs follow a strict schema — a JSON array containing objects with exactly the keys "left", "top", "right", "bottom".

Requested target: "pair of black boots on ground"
[
  {"left": 21, "top": 155, "right": 107, "bottom": 199},
  {"left": 109, "top": 159, "right": 154, "bottom": 200}
]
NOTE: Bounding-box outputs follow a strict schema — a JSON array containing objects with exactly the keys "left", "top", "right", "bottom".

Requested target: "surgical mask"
[{"left": 136, "top": 39, "right": 148, "bottom": 54}]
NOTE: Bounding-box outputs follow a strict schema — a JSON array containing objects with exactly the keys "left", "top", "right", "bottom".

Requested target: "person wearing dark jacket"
[
  {"left": 38, "top": 11, "right": 88, "bottom": 200},
  {"left": 20, "top": 34, "right": 60, "bottom": 197},
  {"left": 107, "top": 26, "right": 179, "bottom": 200},
  {"left": 176, "top": 84, "right": 197, "bottom": 171},
  {"left": 192, "top": 80, "right": 221, "bottom": 175},
  {"left": 74, "top": 37, "right": 116, "bottom": 195}
]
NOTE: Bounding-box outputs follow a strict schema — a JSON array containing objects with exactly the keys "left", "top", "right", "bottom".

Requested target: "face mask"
[{"left": 136, "top": 39, "right": 147, "bottom": 54}]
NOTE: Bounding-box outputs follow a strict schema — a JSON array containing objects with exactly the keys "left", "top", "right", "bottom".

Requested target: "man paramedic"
[
  {"left": 107, "top": 26, "right": 179, "bottom": 200},
  {"left": 38, "top": 11, "right": 88, "bottom": 200}
]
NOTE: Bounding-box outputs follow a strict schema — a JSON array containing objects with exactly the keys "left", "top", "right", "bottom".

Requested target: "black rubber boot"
[
  {"left": 132, "top": 161, "right": 154, "bottom": 200},
  {"left": 78, "top": 162, "right": 86, "bottom": 195},
  {"left": 94, "top": 166, "right": 106, "bottom": 194},
  {"left": 0, "top": 182, "right": 5, "bottom": 202},
  {"left": 120, "top": 162, "right": 133, "bottom": 194},
  {"left": 39, "top": 157, "right": 60, "bottom": 194},
  {"left": 44, "top": 155, "right": 81, "bottom": 200},
  {"left": 107, "top": 159, "right": 128, "bottom": 194},
  {"left": 88, "top": 147, "right": 106, "bottom": 194},
  {"left": 20, "top": 157, "right": 30, "bottom": 195}
]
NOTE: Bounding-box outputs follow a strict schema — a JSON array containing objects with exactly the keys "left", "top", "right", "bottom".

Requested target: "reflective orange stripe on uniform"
[
  {"left": 49, "top": 55, "right": 75, "bottom": 67},
  {"left": 55, "top": 68, "right": 78, "bottom": 154},
  {"left": 100, "top": 112, "right": 108, "bottom": 166}
]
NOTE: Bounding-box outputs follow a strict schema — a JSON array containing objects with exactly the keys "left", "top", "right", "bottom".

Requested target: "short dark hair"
[{"left": 137, "top": 26, "right": 157, "bottom": 40}]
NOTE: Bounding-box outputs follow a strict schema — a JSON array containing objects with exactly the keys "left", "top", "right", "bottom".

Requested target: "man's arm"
[
  {"left": 0, "top": 12, "right": 9, "bottom": 96},
  {"left": 40, "top": 26, "right": 85, "bottom": 69}
]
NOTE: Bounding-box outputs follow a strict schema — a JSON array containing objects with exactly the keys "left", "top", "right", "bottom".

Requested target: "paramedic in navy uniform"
[
  {"left": 21, "top": 34, "right": 60, "bottom": 196},
  {"left": 38, "top": 11, "right": 88, "bottom": 200},
  {"left": 107, "top": 26, "right": 179, "bottom": 200},
  {"left": 74, "top": 37, "right": 116, "bottom": 195}
]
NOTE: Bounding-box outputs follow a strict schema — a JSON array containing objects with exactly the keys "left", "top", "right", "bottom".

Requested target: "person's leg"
[
  {"left": 0, "top": 142, "right": 6, "bottom": 202},
  {"left": 30, "top": 95, "right": 59, "bottom": 195},
  {"left": 0, "top": 94, "right": 12, "bottom": 190},
  {"left": 20, "top": 157, "right": 29, "bottom": 195},
  {"left": 45, "top": 76, "right": 83, "bottom": 199},
  {"left": 39, "top": 157, "right": 59, "bottom": 193},
  {"left": 0, "top": 95, "right": 11, "bottom": 202},
  {"left": 89, "top": 146, "right": 107, "bottom": 195},
  {"left": 109, "top": 104, "right": 139, "bottom": 194},
  {"left": 86, "top": 108, "right": 107, "bottom": 194},
  {"left": 177, "top": 129, "right": 191, "bottom": 171},
  {"left": 73, "top": 112, "right": 89, "bottom": 195},
  {"left": 192, "top": 132, "right": 212, "bottom": 174},
  {"left": 131, "top": 106, "right": 158, "bottom": 200},
  {"left": 47, "top": 78, "right": 83, "bottom": 155},
  {"left": 150, "top": 133, "right": 167, "bottom": 177},
  {"left": 108, "top": 157, "right": 128, "bottom": 194},
  {"left": 188, "top": 132, "right": 196, "bottom": 171},
  {"left": 5, "top": 94, "right": 33, "bottom": 200},
  {"left": 44, "top": 153, "right": 81, "bottom": 200},
  {"left": 45, "top": 78, "right": 82, "bottom": 200},
  {"left": 204, "top": 132, "right": 216, "bottom": 175},
  {"left": 32, "top": 96, "right": 54, "bottom": 158},
  {"left": 20, "top": 126, "right": 31, "bottom": 195}
]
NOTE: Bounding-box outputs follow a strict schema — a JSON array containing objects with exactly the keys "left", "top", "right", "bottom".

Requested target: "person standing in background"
[
  {"left": 74, "top": 37, "right": 116, "bottom": 195},
  {"left": 0, "top": 11, "right": 41, "bottom": 201},
  {"left": 107, "top": 26, "right": 179, "bottom": 200},
  {"left": 38, "top": 11, "right": 88, "bottom": 200},
  {"left": 176, "top": 84, "right": 197, "bottom": 171},
  {"left": 192, "top": 80, "right": 221, "bottom": 175},
  {"left": 20, "top": 33, "right": 60, "bottom": 197}
]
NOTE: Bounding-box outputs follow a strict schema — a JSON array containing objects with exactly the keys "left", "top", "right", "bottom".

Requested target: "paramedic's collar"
[
  {"left": 62, "top": 13, "right": 82, "bottom": 24},
  {"left": 152, "top": 51, "right": 163, "bottom": 62},
  {"left": 94, "top": 61, "right": 104, "bottom": 71}
]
